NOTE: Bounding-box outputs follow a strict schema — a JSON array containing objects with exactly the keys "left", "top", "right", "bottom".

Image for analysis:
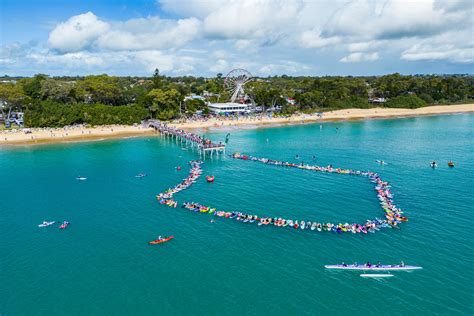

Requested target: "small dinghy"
[
  {"left": 76, "top": 176, "right": 87, "bottom": 181},
  {"left": 360, "top": 274, "right": 394, "bottom": 278},
  {"left": 38, "top": 221, "right": 55, "bottom": 227},
  {"left": 135, "top": 173, "right": 147, "bottom": 178}
]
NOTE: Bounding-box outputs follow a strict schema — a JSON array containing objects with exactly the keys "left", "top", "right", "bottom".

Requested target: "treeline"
[
  {"left": 0, "top": 71, "right": 472, "bottom": 127},
  {"left": 24, "top": 101, "right": 148, "bottom": 127}
]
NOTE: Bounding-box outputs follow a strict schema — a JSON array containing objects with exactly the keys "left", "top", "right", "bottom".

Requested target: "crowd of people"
[{"left": 149, "top": 121, "right": 224, "bottom": 149}]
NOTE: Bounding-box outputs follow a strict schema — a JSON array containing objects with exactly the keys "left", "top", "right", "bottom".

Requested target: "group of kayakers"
[
  {"left": 38, "top": 220, "right": 69, "bottom": 229},
  {"left": 156, "top": 160, "right": 203, "bottom": 207},
  {"left": 155, "top": 150, "right": 408, "bottom": 235},
  {"left": 230, "top": 153, "right": 407, "bottom": 226},
  {"left": 180, "top": 201, "right": 400, "bottom": 234}
]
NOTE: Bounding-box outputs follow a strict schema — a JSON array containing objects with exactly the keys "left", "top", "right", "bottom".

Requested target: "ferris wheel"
[{"left": 224, "top": 69, "right": 253, "bottom": 103}]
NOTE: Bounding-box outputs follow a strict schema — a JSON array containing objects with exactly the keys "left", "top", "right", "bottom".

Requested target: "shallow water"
[{"left": 1, "top": 114, "right": 473, "bottom": 315}]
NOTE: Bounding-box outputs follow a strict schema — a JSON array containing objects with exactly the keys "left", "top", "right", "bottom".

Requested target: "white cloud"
[
  {"left": 348, "top": 41, "right": 383, "bottom": 52},
  {"left": 323, "top": 0, "right": 449, "bottom": 39},
  {"left": 401, "top": 29, "right": 474, "bottom": 63},
  {"left": 96, "top": 17, "right": 201, "bottom": 51},
  {"left": 202, "top": 0, "right": 302, "bottom": 39},
  {"left": 340, "top": 52, "right": 379, "bottom": 63},
  {"left": 48, "top": 12, "right": 109, "bottom": 52},
  {"left": 300, "top": 31, "right": 341, "bottom": 48},
  {"left": 48, "top": 12, "right": 200, "bottom": 53},
  {"left": 401, "top": 45, "right": 473, "bottom": 63},
  {"left": 3, "top": 0, "right": 473, "bottom": 76},
  {"left": 210, "top": 59, "right": 229, "bottom": 73},
  {"left": 258, "top": 61, "right": 309, "bottom": 75}
]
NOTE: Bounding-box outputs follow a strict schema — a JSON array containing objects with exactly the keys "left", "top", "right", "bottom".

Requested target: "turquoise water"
[{"left": 1, "top": 114, "right": 473, "bottom": 315}]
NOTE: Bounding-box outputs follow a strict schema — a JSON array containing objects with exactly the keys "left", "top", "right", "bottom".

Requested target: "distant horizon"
[
  {"left": 1, "top": 0, "right": 473, "bottom": 77},
  {"left": 1, "top": 72, "right": 473, "bottom": 79}
]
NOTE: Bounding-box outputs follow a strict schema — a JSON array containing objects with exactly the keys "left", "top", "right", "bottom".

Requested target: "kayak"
[
  {"left": 149, "top": 236, "right": 174, "bottom": 245},
  {"left": 59, "top": 221, "right": 70, "bottom": 229},
  {"left": 38, "top": 221, "right": 55, "bottom": 227},
  {"left": 206, "top": 176, "right": 215, "bottom": 183},
  {"left": 324, "top": 264, "right": 422, "bottom": 271},
  {"left": 360, "top": 274, "right": 394, "bottom": 278},
  {"left": 76, "top": 177, "right": 87, "bottom": 181}
]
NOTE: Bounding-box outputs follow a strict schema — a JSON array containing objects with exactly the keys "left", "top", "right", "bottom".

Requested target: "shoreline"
[{"left": 1, "top": 104, "right": 472, "bottom": 146}]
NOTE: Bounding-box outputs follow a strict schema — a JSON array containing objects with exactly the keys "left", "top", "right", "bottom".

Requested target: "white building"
[
  {"left": 208, "top": 102, "right": 250, "bottom": 114},
  {"left": 184, "top": 94, "right": 207, "bottom": 102}
]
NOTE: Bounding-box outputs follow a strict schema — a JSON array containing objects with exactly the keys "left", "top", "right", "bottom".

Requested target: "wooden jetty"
[{"left": 146, "top": 120, "right": 226, "bottom": 156}]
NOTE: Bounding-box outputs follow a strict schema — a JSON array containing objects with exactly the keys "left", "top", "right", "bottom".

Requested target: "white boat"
[
  {"left": 324, "top": 264, "right": 422, "bottom": 271},
  {"left": 38, "top": 221, "right": 55, "bottom": 227},
  {"left": 76, "top": 177, "right": 87, "bottom": 181},
  {"left": 360, "top": 274, "right": 394, "bottom": 278}
]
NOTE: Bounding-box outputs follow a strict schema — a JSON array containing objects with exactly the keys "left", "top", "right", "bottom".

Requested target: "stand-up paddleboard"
[
  {"left": 360, "top": 274, "right": 394, "bottom": 278},
  {"left": 325, "top": 264, "right": 422, "bottom": 271}
]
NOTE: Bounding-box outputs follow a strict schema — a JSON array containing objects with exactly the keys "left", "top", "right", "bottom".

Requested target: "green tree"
[
  {"left": 185, "top": 98, "right": 207, "bottom": 114},
  {"left": 75, "top": 75, "right": 124, "bottom": 105},
  {"left": 384, "top": 94, "right": 427, "bottom": 109},
  {"left": 147, "top": 88, "right": 181, "bottom": 120},
  {"left": 152, "top": 68, "right": 165, "bottom": 89},
  {"left": 40, "top": 78, "right": 75, "bottom": 103},
  {"left": 19, "top": 74, "right": 48, "bottom": 99}
]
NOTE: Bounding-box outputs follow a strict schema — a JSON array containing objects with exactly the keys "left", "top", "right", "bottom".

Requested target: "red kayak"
[
  {"left": 206, "top": 176, "right": 215, "bottom": 183},
  {"left": 149, "top": 236, "right": 174, "bottom": 245}
]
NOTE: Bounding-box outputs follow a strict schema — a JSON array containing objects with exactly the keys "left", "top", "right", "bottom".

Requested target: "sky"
[{"left": 0, "top": 0, "right": 473, "bottom": 77}]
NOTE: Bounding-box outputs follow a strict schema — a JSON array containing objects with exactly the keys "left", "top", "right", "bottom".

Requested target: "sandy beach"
[
  {"left": 1, "top": 104, "right": 472, "bottom": 146},
  {"left": 0, "top": 124, "right": 156, "bottom": 145}
]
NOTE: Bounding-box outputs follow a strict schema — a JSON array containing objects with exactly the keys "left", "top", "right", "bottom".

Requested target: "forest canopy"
[{"left": 1, "top": 71, "right": 472, "bottom": 127}]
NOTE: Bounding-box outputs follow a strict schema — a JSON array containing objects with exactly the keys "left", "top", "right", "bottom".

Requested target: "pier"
[{"left": 146, "top": 120, "right": 226, "bottom": 156}]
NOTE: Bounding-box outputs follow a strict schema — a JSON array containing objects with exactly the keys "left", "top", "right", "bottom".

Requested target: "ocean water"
[{"left": 1, "top": 114, "right": 473, "bottom": 315}]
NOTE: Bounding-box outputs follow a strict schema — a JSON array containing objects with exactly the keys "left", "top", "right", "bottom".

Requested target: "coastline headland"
[{"left": 1, "top": 104, "right": 472, "bottom": 146}]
